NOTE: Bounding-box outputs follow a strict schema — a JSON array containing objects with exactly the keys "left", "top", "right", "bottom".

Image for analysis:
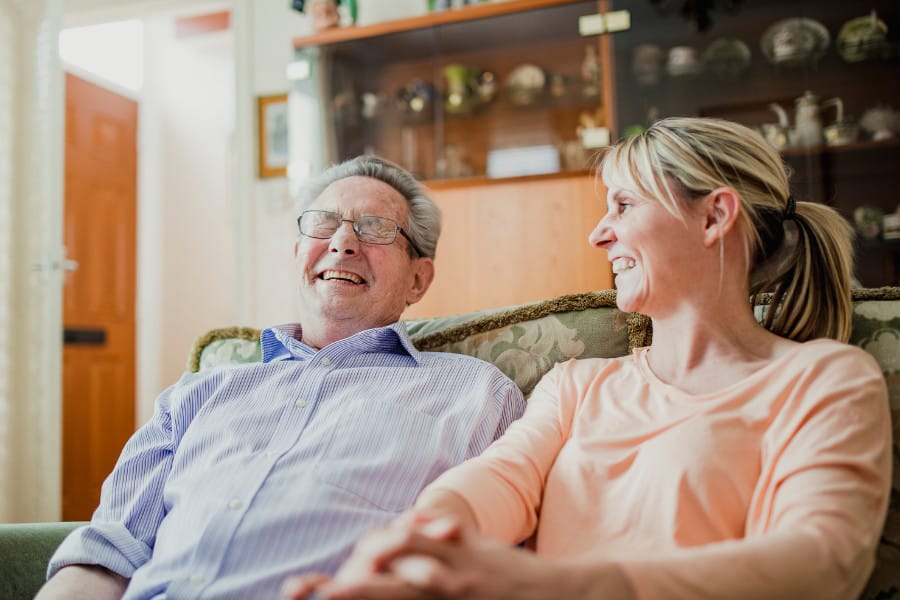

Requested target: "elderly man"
[{"left": 38, "top": 156, "right": 525, "bottom": 599}]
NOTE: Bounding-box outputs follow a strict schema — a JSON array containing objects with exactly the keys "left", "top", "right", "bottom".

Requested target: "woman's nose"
[
  {"left": 588, "top": 215, "right": 615, "bottom": 248},
  {"left": 329, "top": 221, "right": 360, "bottom": 255}
]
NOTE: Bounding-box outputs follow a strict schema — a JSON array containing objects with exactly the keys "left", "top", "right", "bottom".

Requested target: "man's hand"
[{"left": 35, "top": 565, "right": 129, "bottom": 600}]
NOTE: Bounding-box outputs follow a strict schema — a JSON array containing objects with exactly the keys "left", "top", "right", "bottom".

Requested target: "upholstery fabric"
[{"left": 0, "top": 522, "right": 85, "bottom": 599}]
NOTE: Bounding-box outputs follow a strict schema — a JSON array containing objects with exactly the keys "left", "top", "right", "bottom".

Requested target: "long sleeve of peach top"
[{"left": 424, "top": 339, "right": 892, "bottom": 600}]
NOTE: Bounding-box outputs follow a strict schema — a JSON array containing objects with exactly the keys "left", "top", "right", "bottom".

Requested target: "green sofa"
[{"left": 6, "top": 288, "right": 900, "bottom": 599}]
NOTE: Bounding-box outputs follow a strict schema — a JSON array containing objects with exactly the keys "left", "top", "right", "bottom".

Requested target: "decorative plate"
[
  {"left": 837, "top": 11, "right": 889, "bottom": 62},
  {"left": 504, "top": 64, "right": 545, "bottom": 106},
  {"left": 702, "top": 37, "right": 751, "bottom": 80},
  {"left": 760, "top": 17, "right": 830, "bottom": 67}
]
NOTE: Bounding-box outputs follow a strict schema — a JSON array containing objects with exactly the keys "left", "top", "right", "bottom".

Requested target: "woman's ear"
[{"left": 702, "top": 187, "right": 741, "bottom": 248}]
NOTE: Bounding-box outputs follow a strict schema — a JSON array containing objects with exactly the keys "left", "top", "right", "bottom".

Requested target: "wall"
[
  {"left": 243, "top": 1, "right": 310, "bottom": 331},
  {"left": 138, "top": 7, "right": 238, "bottom": 422}
]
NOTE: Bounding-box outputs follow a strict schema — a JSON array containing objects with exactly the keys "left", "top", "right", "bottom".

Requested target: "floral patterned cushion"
[
  {"left": 849, "top": 289, "right": 900, "bottom": 600},
  {"left": 407, "top": 290, "right": 648, "bottom": 396},
  {"left": 188, "top": 326, "right": 261, "bottom": 372},
  {"left": 188, "top": 288, "right": 900, "bottom": 599}
]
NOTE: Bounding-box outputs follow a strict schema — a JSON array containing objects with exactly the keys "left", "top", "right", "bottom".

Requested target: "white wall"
[
  {"left": 243, "top": 0, "right": 312, "bottom": 331},
  {"left": 139, "top": 10, "right": 238, "bottom": 421}
]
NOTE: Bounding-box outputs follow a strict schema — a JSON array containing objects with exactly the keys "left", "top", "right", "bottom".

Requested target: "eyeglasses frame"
[{"left": 297, "top": 210, "right": 425, "bottom": 258}]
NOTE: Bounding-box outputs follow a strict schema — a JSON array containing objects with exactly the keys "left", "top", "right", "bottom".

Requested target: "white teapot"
[{"left": 770, "top": 91, "right": 840, "bottom": 148}]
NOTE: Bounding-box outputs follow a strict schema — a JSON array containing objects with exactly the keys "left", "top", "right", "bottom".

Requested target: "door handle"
[
  {"left": 32, "top": 246, "right": 79, "bottom": 272},
  {"left": 63, "top": 328, "right": 107, "bottom": 345}
]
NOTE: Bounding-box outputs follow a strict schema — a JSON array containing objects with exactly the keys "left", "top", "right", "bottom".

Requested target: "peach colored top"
[{"left": 427, "top": 339, "right": 892, "bottom": 599}]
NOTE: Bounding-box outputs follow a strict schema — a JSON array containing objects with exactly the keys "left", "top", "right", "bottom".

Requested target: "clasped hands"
[{"left": 281, "top": 510, "right": 550, "bottom": 600}]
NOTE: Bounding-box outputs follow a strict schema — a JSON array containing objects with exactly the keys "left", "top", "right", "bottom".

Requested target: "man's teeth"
[
  {"left": 321, "top": 270, "right": 363, "bottom": 284},
  {"left": 611, "top": 258, "right": 636, "bottom": 274}
]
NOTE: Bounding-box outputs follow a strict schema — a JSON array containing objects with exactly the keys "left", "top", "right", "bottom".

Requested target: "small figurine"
[
  {"left": 308, "top": 0, "right": 339, "bottom": 31},
  {"left": 581, "top": 45, "right": 601, "bottom": 97},
  {"left": 436, "top": 143, "right": 473, "bottom": 179}
]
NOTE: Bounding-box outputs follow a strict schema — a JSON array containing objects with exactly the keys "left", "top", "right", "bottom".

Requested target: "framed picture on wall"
[{"left": 257, "top": 93, "right": 289, "bottom": 178}]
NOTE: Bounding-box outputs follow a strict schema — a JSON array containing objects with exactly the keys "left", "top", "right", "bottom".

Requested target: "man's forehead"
[{"left": 312, "top": 177, "right": 408, "bottom": 216}]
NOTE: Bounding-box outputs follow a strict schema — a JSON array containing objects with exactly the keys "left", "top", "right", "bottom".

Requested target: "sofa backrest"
[{"left": 187, "top": 287, "right": 900, "bottom": 600}]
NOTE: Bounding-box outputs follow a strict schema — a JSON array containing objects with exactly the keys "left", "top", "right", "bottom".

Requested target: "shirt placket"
[{"left": 169, "top": 358, "right": 334, "bottom": 599}]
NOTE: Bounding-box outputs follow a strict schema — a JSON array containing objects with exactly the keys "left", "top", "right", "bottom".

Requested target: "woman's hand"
[
  {"left": 283, "top": 510, "right": 578, "bottom": 600},
  {"left": 281, "top": 511, "right": 457, "bottom": 600}
]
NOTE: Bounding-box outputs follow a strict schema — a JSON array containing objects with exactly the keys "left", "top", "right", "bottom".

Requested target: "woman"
[{"left": 284, "top": 117, "right": 891, "bottom": 600}]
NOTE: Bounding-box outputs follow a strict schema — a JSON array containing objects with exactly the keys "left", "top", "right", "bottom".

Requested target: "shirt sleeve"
[
  {"left": 488, "top": 373, "right": 527, "bottom": 443},
  {"left": 429, "top": 362, "right": 577, "bottom": 544},
  {"left": 460, "top": 365, "right": 525, "bottom": 460},
  {"left": 47, "top": 381, "right": 180, "bottom": 580},
  {"left": 618, "top": 346, "right": 891, "bottom": 600}
]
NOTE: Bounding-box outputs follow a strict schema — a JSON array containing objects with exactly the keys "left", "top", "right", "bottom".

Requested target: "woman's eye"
[{"left": 617, "top": 202, "right": 630, "bottom": 215}]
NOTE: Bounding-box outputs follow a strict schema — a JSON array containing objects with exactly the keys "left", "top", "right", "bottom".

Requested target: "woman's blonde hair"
[{"left": 600, "top": 116, "right": 854, "bottom": 342}]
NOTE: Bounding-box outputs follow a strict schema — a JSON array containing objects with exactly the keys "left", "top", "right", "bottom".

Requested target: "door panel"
[{"left": 63, "top": 73, "right": 137, "bottom": 521}]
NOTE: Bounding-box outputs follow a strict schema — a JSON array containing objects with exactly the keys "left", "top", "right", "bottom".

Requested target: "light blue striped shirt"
[{"left": 49, "top": 322, "right": 525, "bottom": 599}]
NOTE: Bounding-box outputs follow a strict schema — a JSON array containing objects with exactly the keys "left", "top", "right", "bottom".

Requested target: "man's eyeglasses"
[{"left": 297, "top": 210, "right": 424, "bottom": 258}]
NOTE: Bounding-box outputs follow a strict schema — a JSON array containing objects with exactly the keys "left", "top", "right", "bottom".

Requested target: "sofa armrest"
[{"left": 0, "top": 521, "right": 86, "bottom": 600}]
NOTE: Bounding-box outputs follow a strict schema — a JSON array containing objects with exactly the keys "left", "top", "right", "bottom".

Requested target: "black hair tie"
[{"left": 784, "top": 195, "right": 796, "bottom": 221}]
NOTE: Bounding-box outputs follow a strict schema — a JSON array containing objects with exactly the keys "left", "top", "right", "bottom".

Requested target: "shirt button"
[
  {"left": 295, "top": 398, "right": 307, "bottom": 408},
  {"left": 189, "top": 574, "right": 204, "bottom": 584},
  {"left": 227, "top": 499, "right": 243, "bottom": 510},
  {"left": 320, "top": 357, "right": 331, "bottom": 366}
]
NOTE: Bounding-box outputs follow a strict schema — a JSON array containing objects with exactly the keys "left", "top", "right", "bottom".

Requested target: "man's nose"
[{"left": 329, "top": 220, "right": 360, "bottom": 255}]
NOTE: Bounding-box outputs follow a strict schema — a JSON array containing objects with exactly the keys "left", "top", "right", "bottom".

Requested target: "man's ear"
[
  {"left": 405, "top": 258, "right": 435, "bottom": 306},
  {"left": 702, "top": 187, "right": 741, "bottom": 248}
]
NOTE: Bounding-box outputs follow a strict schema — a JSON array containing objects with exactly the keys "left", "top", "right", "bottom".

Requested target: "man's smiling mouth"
[{"left": 319, "top": 269, "right": 365, "bottom": 284}]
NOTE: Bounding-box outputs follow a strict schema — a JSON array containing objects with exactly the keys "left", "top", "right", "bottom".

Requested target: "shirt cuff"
[{"left": 47, "top": 522, "right": 152, "bottom": 580}]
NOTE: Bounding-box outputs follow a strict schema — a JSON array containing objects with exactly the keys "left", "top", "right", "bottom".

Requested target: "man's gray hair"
[{"left": 296, "top": 156, "right": 441, "bottom": 259}]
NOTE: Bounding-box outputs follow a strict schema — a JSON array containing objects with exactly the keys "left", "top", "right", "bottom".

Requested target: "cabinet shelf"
[
  {"left": 293, "top": 0, "right": 592, "bottom": 50},
  {"left": 292, "top": 1, "right": 600, "bottom": 65},
  {"left": 780, "top": 137, "right": 900, "bottom": 157},
  {"left": 858, "top": 237, "right": 900, "bottom": 251},
  {"left": 427, "top": 167, "right": 593, "bottom": 190}
]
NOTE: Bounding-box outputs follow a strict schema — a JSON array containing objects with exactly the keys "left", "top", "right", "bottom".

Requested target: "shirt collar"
[{"left": 260, "top": 321, "right": 422, "bottom": 364}]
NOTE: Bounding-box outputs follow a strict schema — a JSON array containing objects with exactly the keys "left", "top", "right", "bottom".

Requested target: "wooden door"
[{"left": 62, "top": 73, "right": 137, "bottom": 520}]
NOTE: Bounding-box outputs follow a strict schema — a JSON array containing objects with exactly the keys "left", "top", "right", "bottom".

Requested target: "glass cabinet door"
[
  {"left": 289, "top": 1, "right": 607, "bottom": 183},
  {"left": 606, "top": 0, "right": 900, "bottom": 285}
]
